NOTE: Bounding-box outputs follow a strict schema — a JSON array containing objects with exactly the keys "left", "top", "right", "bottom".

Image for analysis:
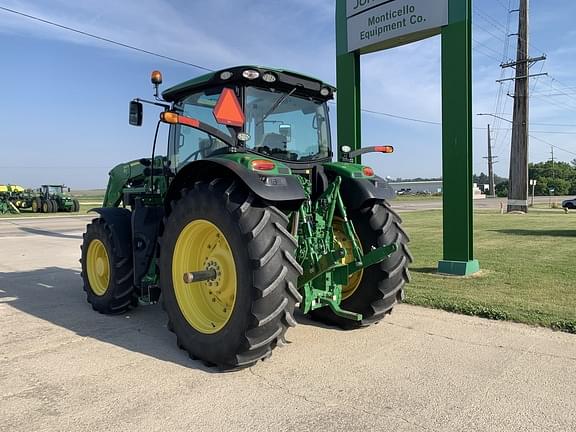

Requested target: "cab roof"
[{"left": 162, "top": 65, "right": 336, "bottom": 102}]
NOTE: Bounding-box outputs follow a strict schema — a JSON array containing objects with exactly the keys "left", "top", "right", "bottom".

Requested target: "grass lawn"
[{"left": 402, "top": 208, "right": 576, "bottom": 333}]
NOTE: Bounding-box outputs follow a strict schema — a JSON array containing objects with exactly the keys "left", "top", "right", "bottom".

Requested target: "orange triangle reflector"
[{"left": 213, "top": 88, "right": 245, "bottom": 127}]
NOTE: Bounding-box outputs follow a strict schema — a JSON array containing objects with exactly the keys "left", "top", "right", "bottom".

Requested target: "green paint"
[
  {"left": 335, "top": 0, "right": 479, "bottom": 276},
  {"left": 439, "top": 0, "right": 477, "bottom": 273},
  {"left": 217, "top": 154, "right": 292, "bottom": 176},
  {"left": 295, "top": 174, "right": 395, "bottom": 320},
  {"left": 323, "top": 161, "right": 373, "bottom": 178},
  {"left": 336, "top": 1, "right": 362, "bottom": 158},
  {"left": 438, "top": 259, "right": 479, "bottom": 276}
]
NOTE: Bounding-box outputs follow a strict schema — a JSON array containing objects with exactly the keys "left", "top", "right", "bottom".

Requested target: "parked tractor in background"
[
  {"left": 80, "top": 66, "right": 412, "bottom": 369},
  {"left": 36, "top": 184, "right": 80, "bottom": 213}
]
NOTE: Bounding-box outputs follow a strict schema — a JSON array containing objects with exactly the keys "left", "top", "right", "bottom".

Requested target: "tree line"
[{"left": 495, "top": 159, "right": 576, "bottom": 197}]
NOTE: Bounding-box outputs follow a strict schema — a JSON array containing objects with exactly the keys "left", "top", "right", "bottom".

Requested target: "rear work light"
[
  {"left": 251, "top": 159, "right": 276, "bottom": 171},
  {"left": 242, "top": 69, "right": 260, "bottom": 80},
  {"left": 220, "top": 71, "right": 233, "bottom": 80},
  {"left": 262, "top": 72, "right": 277, "bottom": 83}
]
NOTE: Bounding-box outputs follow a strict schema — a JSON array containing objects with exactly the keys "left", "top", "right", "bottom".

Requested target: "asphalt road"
[
  {"left": 392, "top": 195, "right": 573, "bottom": 212},
  {"left": 1, "top": 216, "right": 575, "bottom": 432}
]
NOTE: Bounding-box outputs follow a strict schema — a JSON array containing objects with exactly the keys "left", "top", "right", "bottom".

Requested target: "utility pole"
[
  {"left": 501, "top": 0, "right": 546, "bottom": 213},
  {"left": 483, "top": 124, "right": 497, "bottom": 197},
  {"left": 550, "top": 146, "right": 555, "bottom": 179}
]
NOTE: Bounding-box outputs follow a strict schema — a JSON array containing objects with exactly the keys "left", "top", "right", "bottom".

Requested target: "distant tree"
[
  {"left": 473, "top": 173, "right": 507, "bottom": 184},
  {"left": 495, "top": 180, "right": 508, "bottom": 197},
  {"left": 394, "top": 177, "right": 442, "bottom": 182},
  {"left": 528, "top": 161, "right": 576, "bottom": 196},
  {"left": 473, "top": 172, "right": 489, "bottom": 185}
]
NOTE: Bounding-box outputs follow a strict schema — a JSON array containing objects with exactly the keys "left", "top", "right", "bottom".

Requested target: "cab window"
[{"left": 170, "top": 88, "right": 233, "bottom": 169}]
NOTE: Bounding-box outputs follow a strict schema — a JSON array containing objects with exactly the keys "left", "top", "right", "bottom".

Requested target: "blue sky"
[{"left": 1, "top": 0, "right": 575, "bottom": 188}]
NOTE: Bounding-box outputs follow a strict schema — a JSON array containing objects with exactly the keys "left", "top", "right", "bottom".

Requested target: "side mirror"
[
  {"left": 129, "top": 100, "right": 143, "bottom": 126},
  {"left": 67, "top": 187, "right": 71, "bottom": 192},
  {"left": 279, "top": 124, "right": 292, "bottom": 142}
]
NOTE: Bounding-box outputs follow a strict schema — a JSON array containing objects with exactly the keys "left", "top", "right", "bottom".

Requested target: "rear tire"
[
  {"left": 311, "top": 199, "right": 412, "bottom": 329},
  {"left": 73, "top": 199, "right": 80, "bottom": 212},
  {"left": 80, "top": 218, "right": 136, "bottom": 314},
  {"left": 41, "top": 199, "right": 49, "bottom": 213},
  {"left": 50, "top": 199, "right": 58, "bottom": 212},
  {"left": 159, "top": 179, "right": 302, "bottom": 369},
  {"left": 31, "top": 198, "right": 40, "bottom": 213}
]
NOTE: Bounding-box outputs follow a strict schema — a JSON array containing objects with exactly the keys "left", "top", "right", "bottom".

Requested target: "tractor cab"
[
  {"left": 41, "top": 185, "right": 64, "bottom": 196},
  {"left": 130, "top": 66, "right": 335, "bottom": 171}
]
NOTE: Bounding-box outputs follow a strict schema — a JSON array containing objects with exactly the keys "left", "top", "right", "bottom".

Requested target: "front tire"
[
  {"left": 312, "top": 199, "right": 412, "bottom": 329},
  {"left": 81, "top": 218, "right": 136, "bottom": 314},
  {"left": 159, "top": 179, "right": 302, "bottom": 369}
]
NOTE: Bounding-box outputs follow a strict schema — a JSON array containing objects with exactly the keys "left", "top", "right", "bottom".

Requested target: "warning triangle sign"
[{"left": 213, "top": 88, "right": 245, "bottom": 127}]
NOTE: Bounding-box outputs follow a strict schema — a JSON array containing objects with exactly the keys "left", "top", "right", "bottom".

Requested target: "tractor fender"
[
  {"left": 338, "top": 175, "right": 396, "bottom": 210},
  {"left": 88, "top": 207, "right": 132, "bottom": 258},
  {"left": 165, "top": 158, "right": 306, "bottom": 212}
]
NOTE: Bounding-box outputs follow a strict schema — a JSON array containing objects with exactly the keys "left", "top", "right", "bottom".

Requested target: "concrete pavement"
[{"left": 1, "top": 216, "right": 575, "bottom": 432}]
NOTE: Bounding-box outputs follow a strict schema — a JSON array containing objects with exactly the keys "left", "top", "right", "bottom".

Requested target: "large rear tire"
[
  {"left": 311, "top": 199, "right": 412, "bottom": 329},
  {"left": 73, "top": 199, "right": 80, "bottom": 213},
  {"left": 31, "top": 198, "right": 40, "bottom": 213},
  {"left": 159, "top": 179, "right": 302, "bottom": 369},
  {"left": 50, "top": 199, "right": 58, "bottom": 212},
  {"left": 41, "top": 199, "right": 49, "bottom": 213},
  {"left": 80, "top": 218, "right": 136, "bottom": 314}
]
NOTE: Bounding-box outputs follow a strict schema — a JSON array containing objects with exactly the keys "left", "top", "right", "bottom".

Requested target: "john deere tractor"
[
  {"left": 37, "top": 184, "right": 80, "bottom": 213},
  {"left": 81, "top": 66, "right": 411, "bottom": 369}
]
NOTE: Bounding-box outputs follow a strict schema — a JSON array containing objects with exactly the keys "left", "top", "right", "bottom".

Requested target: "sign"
[
  {"left": 347, "top": 0, "right": 449, "bottom": 53},
  {"left": 346, "top": 0, "right": 389, "bottom": 17}
]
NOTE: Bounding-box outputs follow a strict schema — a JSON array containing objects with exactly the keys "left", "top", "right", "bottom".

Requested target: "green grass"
[
  {"left": 402, "top": 209, "right": 576, "bottom": 333},
  {"left": 0, "top": 201, "right": 97, "bottom": 218}
]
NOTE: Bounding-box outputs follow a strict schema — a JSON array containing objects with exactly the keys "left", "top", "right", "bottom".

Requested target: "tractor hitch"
[
  {"left": 347, "top": 243, "right": 398, "bottom": 274},
  {"left": 183, "top": 269, "right": 217, "bottom": 283}
]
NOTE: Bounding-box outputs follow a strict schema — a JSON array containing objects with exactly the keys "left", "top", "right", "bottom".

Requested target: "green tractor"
[
  {"left": 37, "top": 184, "right": 80, "bottom": 213},
  {"left": 81, "top": 66, "right": 411, "bottom": 369}
]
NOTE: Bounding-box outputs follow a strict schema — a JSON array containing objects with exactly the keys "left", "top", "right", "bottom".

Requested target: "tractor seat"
[{"left": 261, "top": 133, "right": 287, "bottom": 152}]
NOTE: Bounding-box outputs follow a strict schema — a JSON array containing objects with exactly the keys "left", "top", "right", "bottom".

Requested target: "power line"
[
  {"left": 0, "top": 5, "right": 214, "bottom": 72},
  {"left": 3, "top": 4, "right": 574, "bottom": 158},
  {"left": 529, "top": 134, "right": 576, "bottom": 157}
]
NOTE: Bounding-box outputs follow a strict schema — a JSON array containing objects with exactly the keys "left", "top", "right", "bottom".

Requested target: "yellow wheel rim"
[
  {"left": 86, "top": 239, "right": 110, "bottom": 296},
  {"left": 333, "top": 218, "right": 364, "bottom": 300},
  {"left": 172, "top": 219, "right": 237, "bottom": 334}
]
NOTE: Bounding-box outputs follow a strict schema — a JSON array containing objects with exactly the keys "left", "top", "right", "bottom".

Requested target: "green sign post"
[{"left": 336, "top": 0, "right": 479, "bottom": 276}]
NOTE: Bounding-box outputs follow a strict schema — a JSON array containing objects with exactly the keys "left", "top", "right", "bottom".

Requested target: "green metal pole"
[
  {"left": 438, "top": 0, "right": 480, "bottom": 275},
  {"left": 336, "top": 0, "right": 361, "bottom": 160}
]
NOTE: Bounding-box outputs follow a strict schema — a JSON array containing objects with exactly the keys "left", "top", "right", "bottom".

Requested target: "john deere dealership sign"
[{"left": 347, "top": 0, "right": 448, "bottom": 52}]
